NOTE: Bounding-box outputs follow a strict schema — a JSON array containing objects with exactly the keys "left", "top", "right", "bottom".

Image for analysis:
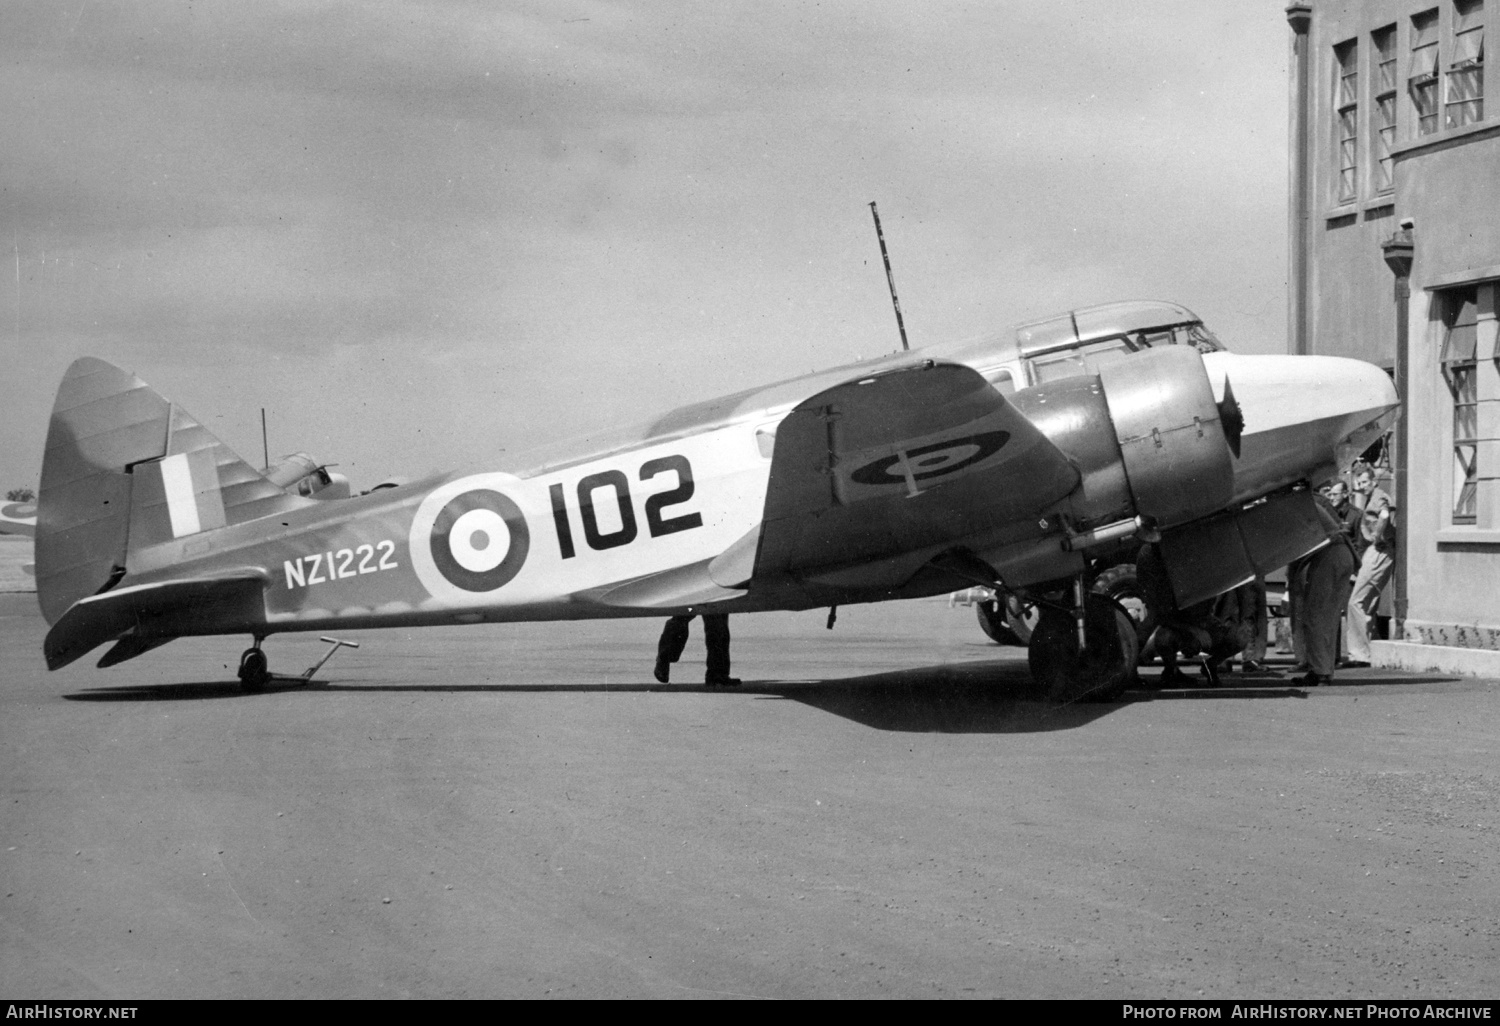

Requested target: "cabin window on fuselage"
[{"left": 983, "top": 368, "right": 1017, "bottom": 394}]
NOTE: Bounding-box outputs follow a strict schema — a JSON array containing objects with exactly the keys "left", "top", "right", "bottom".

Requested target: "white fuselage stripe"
[{"left": 160, "top": 453, "right": 202, "bottom": 538}]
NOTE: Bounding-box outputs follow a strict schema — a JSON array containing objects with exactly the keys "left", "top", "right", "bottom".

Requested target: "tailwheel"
[
  {"left": 238, "top": 645, "right": 269, "bottom": 692},
  {"left": 1026, "top": 593, "right": 1139, "bottom": 703}
]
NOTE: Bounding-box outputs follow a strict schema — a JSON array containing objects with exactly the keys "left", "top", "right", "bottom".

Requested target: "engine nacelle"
[
  {"left": 1008, "top": 347, "right": 1325, "bottom": 607},
  {"left": 1095, "top": 346, "right": 1235, "bottom": 530},
  {"left": 1009, "top": 346, "right": 1235, "bottom": 533}
]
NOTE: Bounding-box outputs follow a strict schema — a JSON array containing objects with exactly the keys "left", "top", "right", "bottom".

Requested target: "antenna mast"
[
  {"left": 261, "top": 408, "right": 269, "bottom": 471},
  {"left": 868, "top": 201, "right": 909, "bottom": 352}
]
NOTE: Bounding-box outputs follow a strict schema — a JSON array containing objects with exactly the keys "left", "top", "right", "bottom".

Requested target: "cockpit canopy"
[
  {"left": 1017, "top": 300, "right": 1224, "bottom": 384},
  {"left": 931, "top": 299, "right": 1227, "bottom": 394}
]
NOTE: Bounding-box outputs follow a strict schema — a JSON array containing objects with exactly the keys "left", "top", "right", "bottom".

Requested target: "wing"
[{"left": 737, "top": 361, "right": 1079, "bottom": 586}]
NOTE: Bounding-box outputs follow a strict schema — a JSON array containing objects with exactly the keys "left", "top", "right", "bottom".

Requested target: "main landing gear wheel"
[
  {"left": 976, "top": 595, "right": 1041, "bottom": 646},
  {"left": 1026, "top": 593, "right": 1140, "bottom": 703},
  {"left": 238, "top": 646, "right": 269, "bottom": 692}
]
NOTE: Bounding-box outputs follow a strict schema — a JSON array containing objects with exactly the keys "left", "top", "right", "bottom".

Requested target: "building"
[{"left": 1286, "top": 0, "right": 1500, "bottom": 672}]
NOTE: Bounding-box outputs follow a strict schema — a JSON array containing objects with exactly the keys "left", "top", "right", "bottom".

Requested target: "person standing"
[
  {"left": 1344, "top": 466, "right": 1396, "bottom": 668},
  {"left": 1326, "top": 480, "right": 1361, "bottom": 550},
  {"left": 1237, "top": 574, "right": 1270, "bottom": 673},
  {"left": 1295, "top": 490, "right": 1359, "bottom": 686},
  {"left": 1291, "top": 479, "right": 1358, "bottom": 671},
  {"left": 654, "top": 613, "right": 739, "bottom": 687}
]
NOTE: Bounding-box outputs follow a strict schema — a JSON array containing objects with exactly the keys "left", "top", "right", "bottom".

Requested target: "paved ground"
[
  {"left": 2, "top": 592, "right": 1497, "bottom": 999},
  {"left": 0, "top": 535, "right": 34, "bottom": 593}
]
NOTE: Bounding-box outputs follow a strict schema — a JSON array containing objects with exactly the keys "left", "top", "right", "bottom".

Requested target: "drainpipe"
[
  {"left": 1287, "top": 4, "right": 1313, "bottom": 356},
  {"left": 1382, "top": 224, "right": 1414, "bottom": 639}
]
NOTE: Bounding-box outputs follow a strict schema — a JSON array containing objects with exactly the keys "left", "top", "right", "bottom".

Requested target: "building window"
[
  {"left": 1411, "top": 9, "right": 1441, "bottom": 135},
  {"left": 1441, "top": 287, "right": 1480, "bottom": 525},
  {"left": 1335, "top": 39, "right": 1359, "bottom": 202},
  {"left": 1373, "top": 25, "right": 1398, "bottom": 191},
  {"left": 1447, "top": 0, "right": 1486, "bottom": 128}
]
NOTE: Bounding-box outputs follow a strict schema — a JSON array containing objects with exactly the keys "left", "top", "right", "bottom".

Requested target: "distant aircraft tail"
[{"left": 36, "top": 358, "right": 304, "bottom": 626}]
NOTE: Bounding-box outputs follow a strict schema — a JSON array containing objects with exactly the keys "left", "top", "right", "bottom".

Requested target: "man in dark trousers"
[
  {"left": 1292, "top": 488, "right": 1360, "bottom": 686},
  {"left": 654, "top": 613, "right": 739, "bottom": 687}
]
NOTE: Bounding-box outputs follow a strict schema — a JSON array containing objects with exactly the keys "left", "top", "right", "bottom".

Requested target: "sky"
[{"left": 1, "top": 1, "right": 1292, "bottom": 494}]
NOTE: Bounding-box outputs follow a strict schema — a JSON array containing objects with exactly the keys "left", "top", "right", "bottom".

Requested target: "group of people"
[
  {"left": 1288, "top": 464, "right": 1397, "bottom": 685},
  {"left": 1140, "top": 462, "right": 1396, "bottom": 689}
]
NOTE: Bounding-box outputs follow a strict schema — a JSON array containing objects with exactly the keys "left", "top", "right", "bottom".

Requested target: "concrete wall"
[
  {"left": 1397, "top": 128, "right": 1500, "bottom": 649},
  {"left": 1311, "top": 207, "right": 1398, "bottom": 364}
]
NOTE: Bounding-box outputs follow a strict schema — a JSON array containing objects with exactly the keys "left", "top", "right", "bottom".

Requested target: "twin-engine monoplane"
[{"left": 34, "top": 308, "right": 1397, "bottom": 699}]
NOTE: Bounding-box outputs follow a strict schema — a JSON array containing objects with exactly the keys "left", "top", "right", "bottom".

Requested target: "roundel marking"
[
  {"left": 1, "top": 502, "right": 37, "bottom": 520},
  {"left": 848, "top": 430, "right": 1011, "bottom": 486},
  {"left": 428, "top": 488, "right": 530, "bottom": 593}
]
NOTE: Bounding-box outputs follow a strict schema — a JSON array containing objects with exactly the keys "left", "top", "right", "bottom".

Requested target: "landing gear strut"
[{"left": 1026, "top": 591, "right": 1139, "bottom": 703}]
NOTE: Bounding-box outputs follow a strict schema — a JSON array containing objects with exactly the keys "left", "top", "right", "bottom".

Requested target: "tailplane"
[{"left": 36, "top": 358, "right": 304, "bottom": 626}]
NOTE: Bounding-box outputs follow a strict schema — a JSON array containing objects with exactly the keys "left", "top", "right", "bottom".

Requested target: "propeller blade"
[{"left": 1218, "top": 377, "right": 1244, "bottom": 458}]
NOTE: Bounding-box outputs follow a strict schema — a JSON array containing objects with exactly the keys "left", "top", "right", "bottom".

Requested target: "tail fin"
[{"left": 36, "top": 358, "right": 303, "bottom": 624}]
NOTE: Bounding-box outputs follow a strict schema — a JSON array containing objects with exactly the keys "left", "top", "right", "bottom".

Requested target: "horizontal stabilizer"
[
  {"left": 97, "top": 634, "right": 177, "bottom": 668},
  {"left": 44, "top": 571, "right": 268, "bottom": 671}
]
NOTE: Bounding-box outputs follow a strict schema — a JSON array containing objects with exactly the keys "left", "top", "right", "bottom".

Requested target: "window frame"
[
  {"left": 1334, "top": 38, "right": 1361, "bottom": 203},
  {"left": 1445, "top": 0, "right": 1486, "bottom": 129},
  {"left": 1372, "top": 24, "right": 1399, "bottom": 194},
  {"left": 1440, "top": 286, "right": 1482, "bottom": 525},
  {"left": 1410, "top": 8, "right": 1442, "bottom": 137}
]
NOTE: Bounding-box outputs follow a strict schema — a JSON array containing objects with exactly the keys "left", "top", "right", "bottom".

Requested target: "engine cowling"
[
  {"left": 1094, "top": 345, "right": 1234, "bottom": 530},
  {"left": 1009, "top": 346, "right": 1235, "bottom": 532}
]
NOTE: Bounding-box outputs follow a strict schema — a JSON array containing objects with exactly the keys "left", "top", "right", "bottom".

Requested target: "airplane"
[
  {"left": 33, "top": 312, "right": 1398, "bottom": 700},
  {"left": 1, "top": 499, "right": 37, "bottom": 537},
  {"left": 261, "top": 452, "right": 352, "bottom": 500}
]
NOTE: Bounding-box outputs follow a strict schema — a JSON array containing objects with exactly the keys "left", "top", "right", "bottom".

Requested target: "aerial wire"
[{"left": 868, "top": 201, "right": 909, "bottom": 352}]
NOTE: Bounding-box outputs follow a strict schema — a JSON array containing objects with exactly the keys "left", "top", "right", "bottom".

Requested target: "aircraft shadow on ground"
[
  {"left": 58, "top": 660, "right": 1437, "bottom": 735},
  {"left": 62, "top": 661, "right": 1108, "bottom": 733},
  {"left": 742, "top": 663, "right": 1330, "bottom": 733}
]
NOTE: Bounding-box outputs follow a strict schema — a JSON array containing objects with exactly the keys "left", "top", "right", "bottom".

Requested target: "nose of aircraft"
[{"left": 1201, "top": 352, "right": 1400, "bottom": 502}]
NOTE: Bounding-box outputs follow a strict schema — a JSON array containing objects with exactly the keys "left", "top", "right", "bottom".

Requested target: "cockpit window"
[
  {"left": 1128, "top": 323, "right": 1224, "bottom": 353},
  {"left": 1031, "top": 337, "right": 1133, "bottom": 383},
  {"left": 1186, "top": 324, "right": 1224, "bottom": 353}
]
